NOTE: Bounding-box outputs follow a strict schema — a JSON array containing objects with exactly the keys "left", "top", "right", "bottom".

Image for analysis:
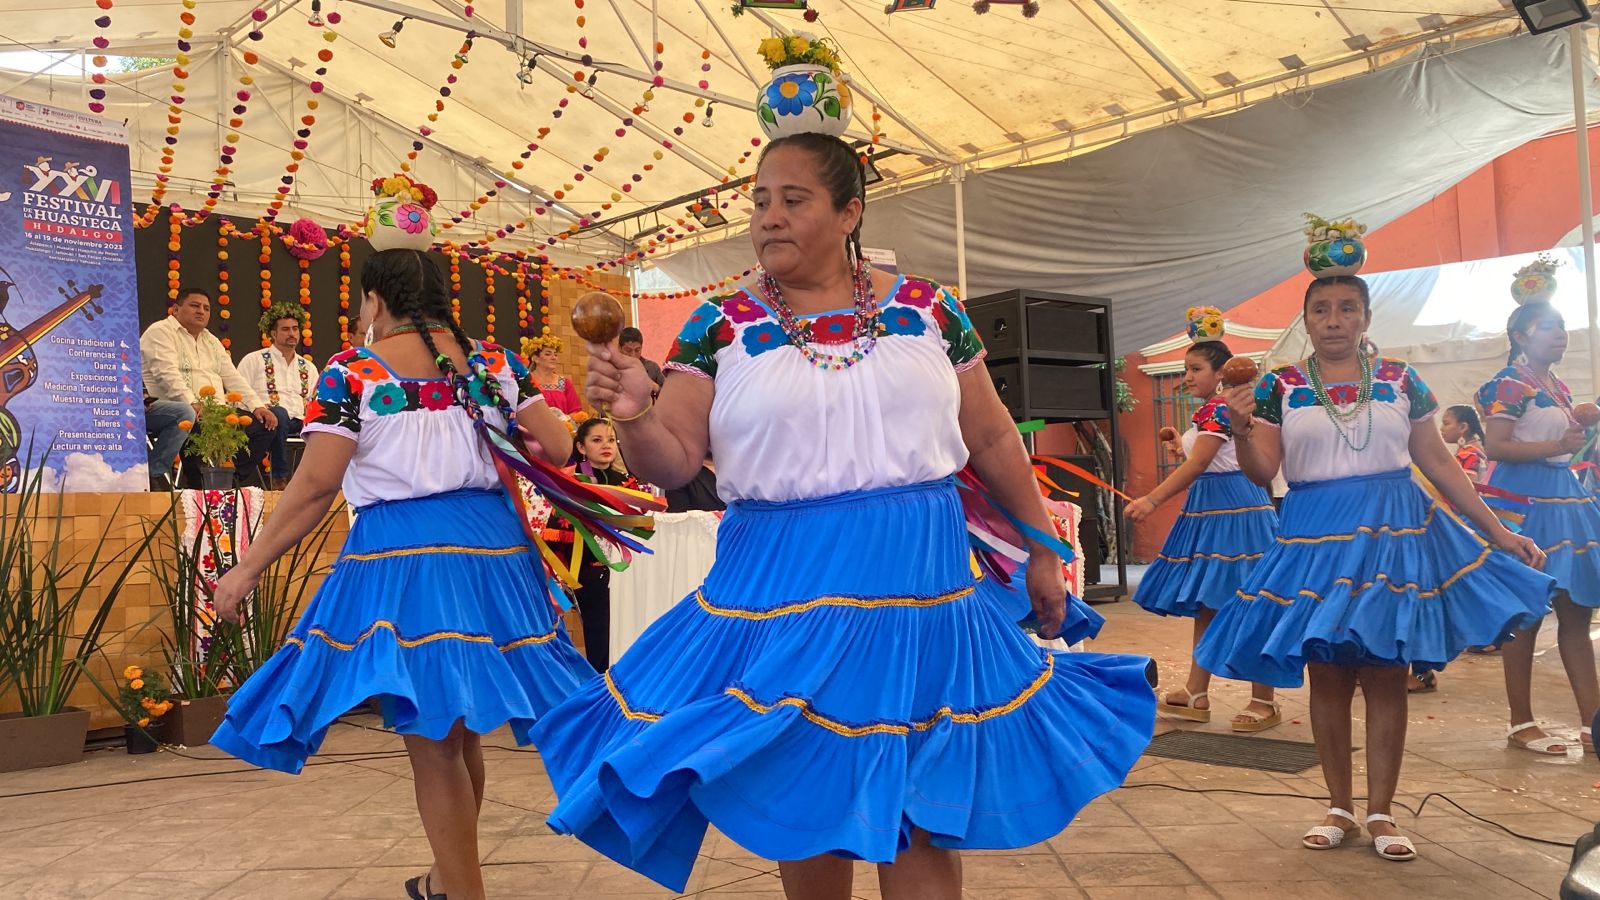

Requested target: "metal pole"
[
  {"left": 1572, "top": 26, "right": 1600, "bottom": 393},
  {"left": 953, "top": 165, "right": 969, "bottom": 299}
]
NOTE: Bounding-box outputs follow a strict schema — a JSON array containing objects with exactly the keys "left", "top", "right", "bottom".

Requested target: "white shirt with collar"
[
  {"left": 140, "top": 315, "right": 265, "bottom": 410},
  {"left": 237, "top": 344, "right": 318, "bottom": 420}
]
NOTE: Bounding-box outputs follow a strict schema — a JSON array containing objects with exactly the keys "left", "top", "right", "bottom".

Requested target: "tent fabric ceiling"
[
  {"left": 655, "top": 32, "right": 1600, "bottom": 353},
  {"left": 0, "top": 0, "right": 1542, "bottom": 265}
]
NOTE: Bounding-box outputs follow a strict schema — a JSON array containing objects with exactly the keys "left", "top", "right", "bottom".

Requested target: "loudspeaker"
[{"left": 963, "top": 290, "right": 1114, "bottom": 422}]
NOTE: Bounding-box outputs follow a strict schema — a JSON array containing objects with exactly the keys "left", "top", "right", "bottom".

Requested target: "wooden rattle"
[
  {"left": 570, "top": 291, "right": 626, "bottom": 344},
  {"left": 1219, "top": 356, "right": 1259, "bottom": 387},
  {"left": 1575, "top": 401, "right": 1600, "bottom": 429}
]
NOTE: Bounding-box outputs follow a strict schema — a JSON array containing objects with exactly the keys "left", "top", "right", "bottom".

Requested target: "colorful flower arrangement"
[
  {"left": 522, "top": 334, "right": 564, "bottom": 357},
  {"left": 1511, "top": 252, "right": 1561, "bottom": 304},
  {"left": 1186, "top": 305, "right": 1225, "bottom": 343},
  {"left": 257, "top": 300, "right": 309, "bottom": 337},
  {"left": 118, "top": 665, "right": 173, "bottom": 728},
  {"left": 1302, "top": 213, "right": 1366, "bottom": 243},
  {"left": 283, "top": 217, "right": 329, "bottom": 261},
  {"left": 371, "top": 173, "right": 439, "bottom": 210},
  {"left": 756, "top": 33, "right": 842, "bottom": 73},
  {"left": 181, "top": 386, "right": 252, "bottom": 468}
]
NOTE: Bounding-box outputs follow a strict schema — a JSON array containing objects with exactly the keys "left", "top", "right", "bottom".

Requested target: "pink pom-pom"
[
  {"left": 88, "top": 102, "right": 105, "bottom": 113},
  {"left": 251, "top": 7, "right": 267, "bottom": 20},
  {"left": 326, "top": 10, "right": 340, "bottom": 22},
  {"left": 309, "top": 81, "right": 324, "bottom": 92}
]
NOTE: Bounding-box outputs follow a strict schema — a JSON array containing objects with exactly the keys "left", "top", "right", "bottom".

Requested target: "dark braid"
[
  {"left": 759, "top": 133, "right": 868, "bottom": 264},
  {"left": 1446, "top": 404, "right": 1485, "bottom": 443},
  {"left": 359, "top": 248, "right": 521, "bottom": 437},
  {"left": 1186, "top": 340, "right": 1233, "bottom": 373}
]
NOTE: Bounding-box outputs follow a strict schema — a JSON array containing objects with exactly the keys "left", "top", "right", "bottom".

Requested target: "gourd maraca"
[
  {"left": 1158, "top": 426, "right": 1179, "bottom": 443},
  {"left": 1575, "top": 401, "right": 1600, "bottom": 429},
  {"left": 1219, "top": 355, "right": 1259, "bottom": 387},
  {"left": 570, "top": 291, "right": 626, "bottom": 345}
]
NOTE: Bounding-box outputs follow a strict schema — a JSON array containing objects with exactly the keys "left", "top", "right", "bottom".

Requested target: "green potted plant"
[
  {"left": 0, "top": 447, "right": 170, "bottom": 772},
  {"left": 181, "top": 386, "right": 252, "bottom": 491},
  {"left": 94, "top": 663, "right": 173, "bottom": 754}
]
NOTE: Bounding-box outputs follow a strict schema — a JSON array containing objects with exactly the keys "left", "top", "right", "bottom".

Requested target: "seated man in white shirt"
[
  {"left": 236, "top": 303, "right": 318, "bottom": 489},
  {"left": 140, "top": 288, "right": 280, "bottom": 488}
]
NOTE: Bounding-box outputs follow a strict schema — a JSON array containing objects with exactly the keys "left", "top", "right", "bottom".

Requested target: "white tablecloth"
[{"left": 610, "top": 510, "right": 720, "bottom": 658}]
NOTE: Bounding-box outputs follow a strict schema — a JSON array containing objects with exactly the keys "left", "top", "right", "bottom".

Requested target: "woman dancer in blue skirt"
[
  {"left": 1479, "top": 299, "right": 1600, "bottom": 756},
  {"left": 1196, "top": 270, "right": 1551, "bottom": 862},
  {"left": 1129, "top": 310, "right": 1279, "bottom": 731},
  {"left": 209, "top": 249, "right": 594, "bottom": 900},
  {"left": 531, "top": 132, "right": 1156, "bottom": 898}
]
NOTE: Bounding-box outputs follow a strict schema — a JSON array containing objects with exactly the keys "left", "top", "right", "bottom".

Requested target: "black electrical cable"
[{"left": 1122, "top": 782, "right": 1579, "bottom": 848}]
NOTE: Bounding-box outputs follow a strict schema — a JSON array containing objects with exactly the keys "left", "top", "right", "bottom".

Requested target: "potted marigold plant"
[
  {"left": 115, "top": 665, "right": 172, "bottom": 754},
  {"left": 754, "top": 33, "right": 852, "bottom": 139},
  {"left": 182, "top": 386, "right": 251, "bottom": 491}
]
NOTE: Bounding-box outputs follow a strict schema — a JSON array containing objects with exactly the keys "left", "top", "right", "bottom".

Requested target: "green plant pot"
[
  {"left": 199, "top": 466, "right": 234, "bottom": 491},
  {"left": 165, "top": 695, "right": 229, "bottom": 747},
  {"left": 0, "top": 708, "right": 90, "bottom": 773}
]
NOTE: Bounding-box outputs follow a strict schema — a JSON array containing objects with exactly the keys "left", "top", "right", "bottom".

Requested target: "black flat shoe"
[{"left": 404, "top": 875, "right": 446, "bottom": 899}]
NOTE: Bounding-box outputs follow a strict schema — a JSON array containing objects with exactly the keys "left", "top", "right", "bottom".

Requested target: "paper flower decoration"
[
  {"left": 284, "top": 217, "right": 328, "bottom": 260},
  {"left": 1186, "top": 305, "right": 1225, "bottom": 343},
  {"left": 1510, "top": 253, "right": 1561, "bottom": 305}
]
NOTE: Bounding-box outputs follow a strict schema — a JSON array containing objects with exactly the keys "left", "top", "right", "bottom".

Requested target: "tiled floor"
[{"left": 0, "top": 596, "right": 1593, "bottom": 899}]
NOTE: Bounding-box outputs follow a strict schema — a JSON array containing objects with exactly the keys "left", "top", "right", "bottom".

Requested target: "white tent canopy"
[
  {"left": 1264, "top": 247, "right": 1596, "bottom": 407},
  {"left": 0, "top": 0, "right": 1566, "bottom": 268}
]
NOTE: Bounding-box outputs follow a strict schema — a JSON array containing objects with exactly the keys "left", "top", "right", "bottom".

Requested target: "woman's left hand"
[
  {"left": 211, "top": 567, "right": 259, "bottom": 626},
  {"left": 1493, "top": 530, "right": 1547, "bottom": 570},
  {"left": 1125, "top": 495, "right": 1158, "bottom": 523},
  {"left": 1024, "top": 552, "right": 1067, "bottom": 640}
]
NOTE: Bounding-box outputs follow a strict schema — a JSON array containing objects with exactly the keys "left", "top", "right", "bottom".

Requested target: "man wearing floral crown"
[{"left": 236, "top": 301, "right": 319, "bottom": 489}]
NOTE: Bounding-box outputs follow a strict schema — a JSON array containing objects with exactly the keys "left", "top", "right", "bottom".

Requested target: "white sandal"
[
  {"left": 1231, "top": 699, "right": 1282, "bottom": 733},
  {"left": 1157, "top": 689, "right": 1211, "bottom": 724},
  {"left": 1507, "top": 721, "right": 1569, "bottom": 756},
  {"left": 1366, "top": 813, "right": 1417, "bottom": 861},
  {"left": 1302, "top": 807, "right": 1359, "bottom": 850}
]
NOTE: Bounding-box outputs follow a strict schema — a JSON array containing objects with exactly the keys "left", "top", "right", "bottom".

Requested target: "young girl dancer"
[{"left": 1128, "top": 310, "right": 1280, "bottom": 731}]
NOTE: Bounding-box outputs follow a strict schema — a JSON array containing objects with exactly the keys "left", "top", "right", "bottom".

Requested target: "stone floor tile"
[
  {"left": 207, "top": 867, "right": 360, "bottom": 900},
  {"left": 1048, "top": 826, "right": 1165, "bottom": 855},
  {"left": 1060, "top": 853, "right": 1200, "bottom": 888}
]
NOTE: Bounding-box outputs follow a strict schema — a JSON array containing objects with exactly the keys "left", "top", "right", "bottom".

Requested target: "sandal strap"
[
  {"left": 1328, "top": 808, "right": 1357, "bottom": 823},
  {"left": 1507, "top": 721, "right": 1541, "bottom": 736},
  {"left": 1366, "top": 813, "right": 1396, "bottom": 825},
  {"left": 1513, "top": 735, "right": 1569, "bottom": 753}
]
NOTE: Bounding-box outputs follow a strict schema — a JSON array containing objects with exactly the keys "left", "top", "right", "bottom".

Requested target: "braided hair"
[
  {"left": 359, "top": 248, "right": 522, "bottom": 439},
  {"left": 758, "top": 133, "right": 869, "bottom": 264},
  {"left": 1445, "top": 404, "right": 1485, "bottom": 443},
  {"left": 1505, "top": 301, "right": 1556, "bottom": 366},
  {"left": 1186, "top": 339, "right": 1233, "bottom": 373}
]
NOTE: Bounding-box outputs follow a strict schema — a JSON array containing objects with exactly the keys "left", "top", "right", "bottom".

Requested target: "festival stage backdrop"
[{"left": 0, "top": 94, "right": 145, "bottom": 492}]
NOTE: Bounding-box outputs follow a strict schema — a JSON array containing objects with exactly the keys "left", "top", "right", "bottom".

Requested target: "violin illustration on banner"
[{"left": 0, "top": 269, "right": 107, "bottom": 491}]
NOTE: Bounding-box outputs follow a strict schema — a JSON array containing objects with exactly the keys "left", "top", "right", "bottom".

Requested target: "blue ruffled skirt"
[
  {"left": 530, "top": 477, "right": 1155, "bottom": 891},
  {"left": 1194, "top": 469, "right": 1553, "bottom": 688},
  {"left": 1133, "top": 471, "right": 1277, "bottom": 617},
  {"left": 1484, "top": 461, "right": 1600, "bottom": 607},
  {"left": 210, "top": 488, "right": 593, "bottom": 774}
]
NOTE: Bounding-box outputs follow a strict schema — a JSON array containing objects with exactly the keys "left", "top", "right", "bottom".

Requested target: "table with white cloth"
[{"left": 609, "top": 510, "right": 721, "bottom": 659}]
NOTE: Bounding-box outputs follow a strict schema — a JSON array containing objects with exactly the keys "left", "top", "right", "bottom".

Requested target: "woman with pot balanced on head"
[
  {"left": 1195, "top": 260, "right": 1551, "bottom": 863},
  {"left": 529, "top": 132, "right": 1155, "bottom": 898}
]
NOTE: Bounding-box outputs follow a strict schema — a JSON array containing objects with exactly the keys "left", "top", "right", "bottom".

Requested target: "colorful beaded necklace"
[
  {"left": 1304, "top": 350, "right": 1375, "bottom": 453},
  {"left": 262, "top": 348, "right": 312, "bottom": 407},
  {"left": 1514, "top": 363, "right": 1571, "bottom": 410},
  {"left": 756, "top": 260, "right": 881, "bottom": 371}
]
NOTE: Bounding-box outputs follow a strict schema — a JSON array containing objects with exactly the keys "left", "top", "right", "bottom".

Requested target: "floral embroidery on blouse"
[
  {"left": 662, "top": 276, "right": 986, "bottom": 378},
  {"left": 303, "top": 345, "right": 539, "bottom": 432},
  {"left": 1255, "top": 357, "right": 1437, "bottom": 426},
  {"left": 1191, "top": 395, "right": 1231, "bottom": 437},
  {"left": 1475, "top": 366, "right": 1570, "bottom": 419}
]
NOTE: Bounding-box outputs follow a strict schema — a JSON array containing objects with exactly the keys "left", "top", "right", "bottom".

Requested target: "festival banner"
[{"left": 0, "top": 95, "right": 144, "bottom": 492}]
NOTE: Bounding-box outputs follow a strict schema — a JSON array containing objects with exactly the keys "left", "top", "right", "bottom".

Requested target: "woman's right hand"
[
  {"left": 1125, "top": 495, "right": 1158, "bottom": 523},
  {"left": 584, "top": 340, "right": 654, "bottom": 419},
  {"left": 1223, "top": 384, "right": 1256, "bottom": 432},
  {"left": 1559, "top": 425, "right": 1587, "bottom": 454}
]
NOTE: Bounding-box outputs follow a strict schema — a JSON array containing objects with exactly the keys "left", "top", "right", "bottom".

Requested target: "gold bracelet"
[{"left": 610, "top": 400, "right": 654, "bottom": 423}]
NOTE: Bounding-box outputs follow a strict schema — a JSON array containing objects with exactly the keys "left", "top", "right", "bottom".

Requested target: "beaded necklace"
[
  {"left": 756, "top": 260, "right": 881, "bottom": 371},
  {"left": 1515, "top": 363, "right": 1571, "bottom": 410},
  {"left": 1304, "top": 351, "right": 1374, "bottom": 453}
]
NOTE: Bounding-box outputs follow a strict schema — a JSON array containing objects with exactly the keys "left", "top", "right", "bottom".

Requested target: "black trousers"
[{"left": 574, "top": 563, "right": 611, "bottom": 673}]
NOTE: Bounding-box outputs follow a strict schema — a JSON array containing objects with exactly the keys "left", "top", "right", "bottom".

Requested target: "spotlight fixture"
[
  {"left": 516, "top": 54, "right": 537, "bottom": 84},
  {"left": 702, "top": 101, "right": 716, "bottom": 128},
  {"left": 689, "top": 202, "right": 728, "bottom": 227},
  {"left": 1512, "top": 0, "right": 1591, "bottom": 34},
  {"left": 307, "top": 0, "right": 323, "bottom": 27},
  {"left": 379, "top": 17, "right": 408, "bottom": 48},
  {"left": 579, "top": 71, "right": 598, "bottom": 98}
]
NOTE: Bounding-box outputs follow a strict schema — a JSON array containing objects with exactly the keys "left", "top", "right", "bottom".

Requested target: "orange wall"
[{"left": 1121, "top": 128, "right": 1600, "bottom": 561}]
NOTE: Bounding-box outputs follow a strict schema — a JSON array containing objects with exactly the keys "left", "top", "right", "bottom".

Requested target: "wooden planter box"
[
  {"left": 0, "top": 708, "right": 91, "bottom": 773},
  {"left": 165, "top": 695, "right": 230, "bottom": 747}
]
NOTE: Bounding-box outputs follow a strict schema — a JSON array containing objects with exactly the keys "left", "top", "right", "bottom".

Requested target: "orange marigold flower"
[
  {"left": 198, "top": 385, "right": 216, "bottom": 397},
  {"left": 225, "top": 391, "right": 243, "bottom": 403}
]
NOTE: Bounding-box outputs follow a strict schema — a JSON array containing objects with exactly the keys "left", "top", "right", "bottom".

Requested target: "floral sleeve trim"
[
  {"left": 500, "top": 346, "right": 546, "bottom": 411},
  {"left": 1192, "top": 395, "right": 1232, "bottom": 438},
  {"left": 924, "top": 282, "right": 985, "bottom": 368},
  {"left": 302, "top": 354, "right": 365, "bottom": 439},
  {"left": 952, "top": 348, "right": 988, "bottom": 374},
  {"left": 1399, "top": 361, "right": 1439, "bottom": 421},
  {"left": 666, "top": 297, "right": 735, "bottom": 379},
  {"left": 1252, "top": 367, "right": 1289, "bottom": 428},
  {"left": 1476, "top": 369, "right": 1537, "bottom": 420}
]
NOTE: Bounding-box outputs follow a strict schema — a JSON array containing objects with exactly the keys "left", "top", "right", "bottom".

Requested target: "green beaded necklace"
[{"left": 1304, "top": 351, "right": 1375, "bottom": 453}]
